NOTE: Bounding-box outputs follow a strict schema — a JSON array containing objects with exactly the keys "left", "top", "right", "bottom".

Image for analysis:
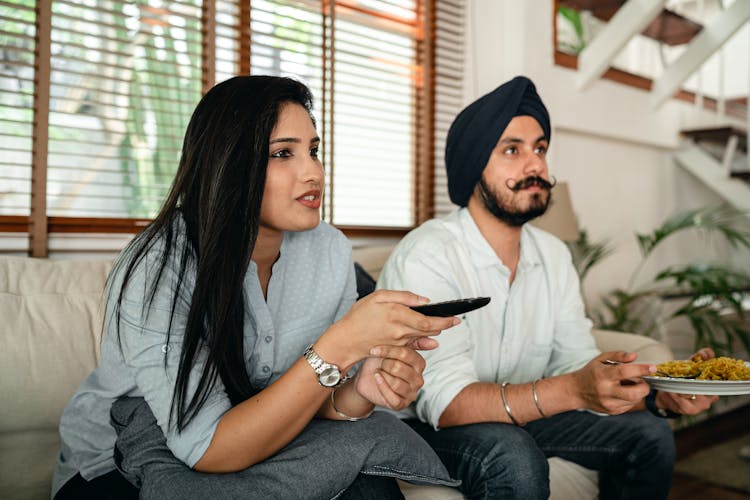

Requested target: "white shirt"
[{"left": 377, "top": 208, "right": 598, "bottom": 428}]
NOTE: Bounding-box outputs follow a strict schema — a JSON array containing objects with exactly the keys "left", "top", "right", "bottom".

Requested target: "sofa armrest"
[{"left": 592, "top": 329, "right": 674, "bottom": 364}]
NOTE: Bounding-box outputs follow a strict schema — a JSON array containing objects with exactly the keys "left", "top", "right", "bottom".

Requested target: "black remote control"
[{"left": 410, "top": 297, "right": 491, "bottom": 317}]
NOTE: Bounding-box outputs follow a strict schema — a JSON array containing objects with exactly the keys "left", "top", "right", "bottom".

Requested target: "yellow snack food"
[
  {"left": 656, "top": 357, "right": 750, "bottom": 381},
  {"left": 656, "top": 360, "right": 702, "bottom": 378}
]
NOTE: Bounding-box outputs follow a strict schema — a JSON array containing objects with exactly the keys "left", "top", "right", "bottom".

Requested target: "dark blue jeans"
[{"left": 406, "top": 410, "right": 675, "bottom": 500}]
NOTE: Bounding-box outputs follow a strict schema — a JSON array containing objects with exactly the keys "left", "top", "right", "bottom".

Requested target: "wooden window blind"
[
  {"left": 0, "top": 0, "right": 36, "bottom": 225},
  {"left": 0, "top": 0, "right": 464, "bottom": 256},
  {"left": 327, "top": 1, "right": 418, "bottom": 227},
  {"left": 433, "top": 0, "right": 463, "bottom": 217},
  {"left": 46, "top": 0, "right": 203, "bottom": 220},
  {"left": 248, "top": 0, "right": 420, "bottom": 228},
  {"left": 215, "top": 0, "right": 240, "bottom": 84}
]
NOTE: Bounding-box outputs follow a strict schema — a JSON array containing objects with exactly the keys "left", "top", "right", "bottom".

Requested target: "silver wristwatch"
[{"left": 303, "top": 344, "right": 348, "bottom": 388}]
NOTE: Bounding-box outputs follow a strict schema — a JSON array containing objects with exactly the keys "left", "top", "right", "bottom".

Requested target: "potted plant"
[{"left": 569, "top": 204, "right": 750, "bottom": 358}]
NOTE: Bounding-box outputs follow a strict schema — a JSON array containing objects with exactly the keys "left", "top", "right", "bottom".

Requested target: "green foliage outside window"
[
  {"left": 557, "top": 6, "right": 585, "bottom": 55},
  {"left": 115, "top": 1, "right": 202, "bottom": 217}
]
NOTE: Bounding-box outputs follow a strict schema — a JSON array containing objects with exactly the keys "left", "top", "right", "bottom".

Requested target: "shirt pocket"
[{"left": 513, "top": 342, "right": 552, "bottom": 381}]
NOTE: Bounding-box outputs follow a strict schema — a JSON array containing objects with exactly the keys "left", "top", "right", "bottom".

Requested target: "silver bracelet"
[
  {"left": 500, "top": 382, "right": 521, "bottom": 426},
  {"left": 532, "top": 380, "right": 547, "bottom": 418},
  {"left": 331, "top": 386, "right": 374, "bottom": 422}
]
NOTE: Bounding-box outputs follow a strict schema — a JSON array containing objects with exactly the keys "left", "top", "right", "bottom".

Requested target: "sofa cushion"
[
  {"left": 0, "top": 429, "right": 60, "bottom": 500},
  {"left": 0, "top": 257, "right": 112, "bottom": 433},
  {"left": 398, "top": 459, "right": 599, "bottom": 500},
  {"left": 592, "top": 329, "right": 673, "bottom": 364},
  {"left": 398, "top": 480, "right": 466, "bottom": 499}
]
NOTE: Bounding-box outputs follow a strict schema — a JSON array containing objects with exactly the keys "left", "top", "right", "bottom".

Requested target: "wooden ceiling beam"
[
  {"left": 651, "top": 0, "right": 750, "bottom": 109},
  {"left": 561, "top": 0, "right": 702, "bottom": 46},
  {"left": 576, "top": 0, "right": 665, "bottom": 90}
]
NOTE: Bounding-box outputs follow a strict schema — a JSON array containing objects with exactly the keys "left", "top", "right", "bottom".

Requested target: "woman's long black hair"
[{"left": 112, "top": 76, "right": 314, "bottom": 431}]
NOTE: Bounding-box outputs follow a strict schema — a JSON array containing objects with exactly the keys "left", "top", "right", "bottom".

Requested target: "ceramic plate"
[{"left": 643, "top": 362, "right": 750, "bottom": 396}]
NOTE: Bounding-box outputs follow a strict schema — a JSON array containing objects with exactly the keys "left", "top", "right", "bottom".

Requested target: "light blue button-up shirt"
[
  {"left": 377, "top": 208, "right": 598, "bottom": 428},
  {"left": 53, "top": 217, "right": 356, "bottom": 496}
]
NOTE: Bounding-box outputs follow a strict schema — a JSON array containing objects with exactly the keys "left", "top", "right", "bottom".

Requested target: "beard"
[{"left": 477, "top": 176, "right": 552, "bottom": 227}]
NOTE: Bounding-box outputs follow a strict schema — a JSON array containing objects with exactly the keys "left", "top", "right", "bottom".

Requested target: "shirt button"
[
  {"left": 262, "top": 365, "right": 270, "bottom": 373},
  {"left": 265, "top": 335, "right": 272, "bottom": 343}
]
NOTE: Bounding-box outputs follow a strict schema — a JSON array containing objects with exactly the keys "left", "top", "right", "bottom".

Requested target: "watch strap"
[
  {"left": 303, "top": 345, "right": 325, "bottom": 372},
  {"left": 645, "top": 388, "right": 680, "bottom": 419},
  {"left": 303, "top": 344, "right": 348, "bottom": 387}
]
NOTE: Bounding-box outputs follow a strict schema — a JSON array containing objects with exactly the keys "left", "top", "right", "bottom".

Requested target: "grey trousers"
[{"left": 110, "top": 398, "right": 459, "bottom": 500}]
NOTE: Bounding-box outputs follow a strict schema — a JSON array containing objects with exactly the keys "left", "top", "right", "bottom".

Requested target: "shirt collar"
[{"left": 457, "top": 208, "right": 542, "bottom": 272}]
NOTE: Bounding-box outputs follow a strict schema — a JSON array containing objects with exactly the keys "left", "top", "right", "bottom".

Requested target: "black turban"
[{"left": 445, "top": 76, "right": 551, "bottom": 207}]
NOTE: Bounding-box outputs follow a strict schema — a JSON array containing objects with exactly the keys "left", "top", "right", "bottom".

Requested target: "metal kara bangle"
[
  {"left": 331, "top": 386, "right": 373, "bottom": 422},
  {"left": 532, "top": 380, "right": 547, "bottom": 418},
  {"left": 500, "top": 382, "right": 521, "bottom": 426}
]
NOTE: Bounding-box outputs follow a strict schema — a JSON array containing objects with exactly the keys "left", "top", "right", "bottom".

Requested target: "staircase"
[{"left": 675, "top": 127, "right": 750, "bottom": 211}]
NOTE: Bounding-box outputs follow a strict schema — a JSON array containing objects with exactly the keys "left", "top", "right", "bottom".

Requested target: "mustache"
[{"left": 505, "top": 175, "right": 557, "bottom": 192}]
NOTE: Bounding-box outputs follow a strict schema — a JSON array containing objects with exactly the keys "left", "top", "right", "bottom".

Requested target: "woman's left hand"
[{"left": 354, "top": 346, "right": 429, "bottom": 410}]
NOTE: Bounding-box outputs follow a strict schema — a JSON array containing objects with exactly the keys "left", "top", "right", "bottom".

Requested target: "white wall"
[
  {"left": 461, "top": 0, "right": 747, "bottom": 315},
  {"left": 552, "top": 130, "right": 731, "bottom": 304}
]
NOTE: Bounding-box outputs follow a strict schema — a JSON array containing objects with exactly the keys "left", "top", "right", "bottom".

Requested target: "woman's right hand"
[{"left": 315, "top": 290, "right": 459, "bottom": 371}]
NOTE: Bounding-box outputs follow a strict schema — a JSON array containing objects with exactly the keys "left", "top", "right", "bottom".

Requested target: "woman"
[{"left": 52, "top": 76, "right": 458, "bottom": 499}]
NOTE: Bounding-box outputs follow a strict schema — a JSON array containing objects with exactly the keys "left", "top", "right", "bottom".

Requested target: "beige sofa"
[{"left": 0, "top": 249, "right": 673, "bottom": 500}]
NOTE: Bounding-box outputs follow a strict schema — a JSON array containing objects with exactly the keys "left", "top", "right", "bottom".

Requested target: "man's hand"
[
  {"left": 655, "top": 391, "right": 717, "bottom": 415},
  {"left": 571, "top": 351, "right": 656, "bottom": 415}
]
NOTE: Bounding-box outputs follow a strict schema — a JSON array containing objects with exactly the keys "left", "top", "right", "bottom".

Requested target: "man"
[{"left": 377, "top": 76, "right": 716, "bottom": 499}]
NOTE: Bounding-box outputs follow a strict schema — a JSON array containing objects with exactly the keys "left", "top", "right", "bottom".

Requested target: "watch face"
[{"left": 319, "top": 366, "right": 341, "bottom": 387}]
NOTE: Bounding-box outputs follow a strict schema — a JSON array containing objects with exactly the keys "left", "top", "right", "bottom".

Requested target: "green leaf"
[
  {"left": 596, "top": 289, "right": 659, "bottom": 334},
  {"left": 635, "top": 205, "right": 750, "bottom": 258},
  {"left": 654, "top": 264, "right": 750, "bottom": 299},
  {"left": 566, "top": 229, "right": 613, "bottom": 282},
  {"left": 557, "top": 6, "right": 586, "bottom": 54},
  {"left": 586, "top": 203, "right": 750, "bottom": 357},
  {"left": 680, "top": 307, "right": 750, "bottom": 356},
  {"left": 558, "top": 6, "right": 584, "bottom": 41}
]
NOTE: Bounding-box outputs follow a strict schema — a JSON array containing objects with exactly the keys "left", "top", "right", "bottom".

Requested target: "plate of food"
[{"left": 642, "top": 356, "right": 750, "bottom": 396}]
